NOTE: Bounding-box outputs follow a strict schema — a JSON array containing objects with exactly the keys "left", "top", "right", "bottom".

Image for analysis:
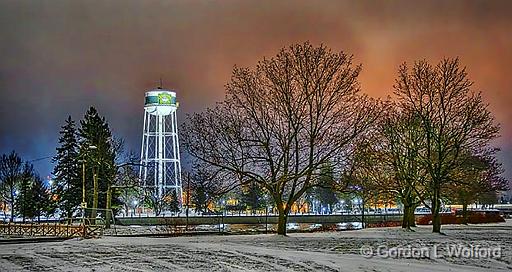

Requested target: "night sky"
[{"left": 0, "top": 0, "right": 511, "bottom": 181}]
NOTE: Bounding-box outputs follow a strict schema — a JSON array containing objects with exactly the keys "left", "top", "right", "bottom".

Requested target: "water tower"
[{"left": 139, "top": 87, "right": 182, "bottom": 205}]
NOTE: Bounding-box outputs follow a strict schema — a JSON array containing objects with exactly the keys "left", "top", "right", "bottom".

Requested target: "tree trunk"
[
  {"left": 105, "top": 185, "right": 112, "bottom": 229},
  {"left": 361, "top": 200, "right": 365, "bottom": 229},
  {"left": 9, "top": 201, "right": 14, "bottom": 222},
  {"left": 277, "top": 212, "right": 287, "bottom": 235},
  {"left": 462, "top": 202, "right": 469, "bottom": 225},
  {"left": 276, "top": 204, "right": 288, "bottom": 235},
  {"left": 402, "top": 204, "right": 411, "bottom": 229},
  {"left": 408, "top": 205, "right": 416, "bottom": 227},
  {"left": 431, "top": 187, "right": 441, "bottom": 233}
]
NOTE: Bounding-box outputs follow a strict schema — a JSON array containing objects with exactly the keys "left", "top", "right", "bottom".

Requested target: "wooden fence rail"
[{"left": 0, "top": 222, "right": 103, "bottom": 238}]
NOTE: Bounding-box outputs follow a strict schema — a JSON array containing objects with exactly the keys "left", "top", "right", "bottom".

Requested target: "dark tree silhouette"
[
  {"left": 188, "top": 165, "right": 230, "bottom": 214},
  {"left": 31, "top": 174, "right": 54, "bottom": 222},
  {"left": 241, "top": 181, "right": 266, "bottom": 214},
  {"left": 78, "top": 107, "right": 119, "bottom": 223},
  {"left": 311, "top": 163, "right": 338, "bottom": 214},
  {"left": 447, "top": 149, "right": 508, "bottom": 223},
  {"left": 0, "top": 151, "right": 24, "bottom": 222},
  {"left": 53, "top": 116, "right": 81, "bottom": 219},
  {"left": 169, "top": 190, "right": 180, "bottom": 214},
  {"left": 14, "top": 163, "right": 36, "bottom": 221}
]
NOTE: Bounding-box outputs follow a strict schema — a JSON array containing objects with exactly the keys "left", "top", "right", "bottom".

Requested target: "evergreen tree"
[
  {"left": 53, "top": 116, "right": 81, "bottom": 219},
  {"left": 32, "top": 175, "right": 53, "bottom": 222},
  {"left": 14, "top": 163, "right": 36, "bottom": 221},
  {"left": 189, "top": 166, "right": 224, "bottom": 214},
  {"left": 313, "top": 163, "right": 338, "bottom": 214},
  {"left": 169, "top": 190, "right": 180, "bottom": 214},
  {"left": 78, "top": 107, "right": 118, "bottom": 220},
  {"left": 191, "top": 181, "right": 208, "bottom": 213},
  {"left": 242, "top": 181, "right": 265, "bottom": 214}
]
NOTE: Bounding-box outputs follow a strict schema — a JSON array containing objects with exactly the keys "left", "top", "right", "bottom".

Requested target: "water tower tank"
[{"left": 144, "top": 89, "right": 178, "bottom": 116}]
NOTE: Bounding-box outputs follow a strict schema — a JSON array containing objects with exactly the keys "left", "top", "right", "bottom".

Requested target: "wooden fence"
[{"left": 0, "top": 222, "right": 103, "bottom": 238}]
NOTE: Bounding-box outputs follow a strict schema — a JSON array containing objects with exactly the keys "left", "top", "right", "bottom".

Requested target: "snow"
[{"left": 0, "top": 221, "right": 511, "bottom": 271}]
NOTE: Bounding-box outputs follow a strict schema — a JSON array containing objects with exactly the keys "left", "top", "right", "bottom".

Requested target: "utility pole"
[
  {"left": 91, "top": 169, "right": 99, "bottom": 225},
  {"left": 79, "top": 159, "right": 87, "bottom": 226},
  {"left": 82, "top": 161, "right": 86, "bottom": 207},
  {"left": 361, "top": 197, "right": 365, "bottom": 229}
]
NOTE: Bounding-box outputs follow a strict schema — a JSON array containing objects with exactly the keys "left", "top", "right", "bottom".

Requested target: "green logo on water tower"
[{"left": 158, "top": 93, "right": 172, "bottom": 105}]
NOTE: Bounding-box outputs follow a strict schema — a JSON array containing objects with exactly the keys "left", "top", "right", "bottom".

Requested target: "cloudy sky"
[{"left": 0, "top": 0, "right": 511, "bottom": 180}]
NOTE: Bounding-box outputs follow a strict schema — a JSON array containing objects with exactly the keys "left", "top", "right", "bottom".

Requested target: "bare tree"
[
  {"left": 187, "top": 163, "right": 237, "bottom": 214},
  {"left": 115, "top": 162, "right": 142, "bottom": 216},
  {"left": 144, "top": 187, "right": 170, "bottom": 216},
  {"left": 393, "top": 58, "right": 500, "bottom": 233},
  {"left": 0, "top": 151, "right": 24, "bottom": 222},
  {"left": 447, "top": 148, "right": 508, "bottom": 223},
  {"left": 342, "top": 135, "right": 392, "bottom": 228},
  {"left": 182, "top": 42, "right": 380, "bottom": 235},
  {"left": 380, "top": 104, "right": 427, "bottom": 230}
]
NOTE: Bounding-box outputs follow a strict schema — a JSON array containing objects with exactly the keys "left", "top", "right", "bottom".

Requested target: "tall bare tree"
[
  {"left": 115, "top": 162, "right": 142, "bottom": 216},
  {"left": 343, "top": 135, "right": 391, "bottom": 228},
  {"left": 393, "top": 58, "right": 500, "bottom": 233},
  {"left": 183, "top": 42, "right": 379, "bottom": 235},
  {"left": 380, "top": 105, "right": 427, "bottom": 229},
  {"left": 0, "top": 151, "right": 23, "bottom": 222}
]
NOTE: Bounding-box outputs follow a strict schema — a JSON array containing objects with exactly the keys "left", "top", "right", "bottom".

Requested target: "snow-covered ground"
[{"left": 0, "top": 221, "right": 511, "bottom": 271}]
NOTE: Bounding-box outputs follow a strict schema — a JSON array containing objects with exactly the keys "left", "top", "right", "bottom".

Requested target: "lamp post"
[
  {"left": 76, "top": 158, "right": 87, "bottom": 235},
  {"left": 77, "top": 159, "right": 86, "bottom": 220}
]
